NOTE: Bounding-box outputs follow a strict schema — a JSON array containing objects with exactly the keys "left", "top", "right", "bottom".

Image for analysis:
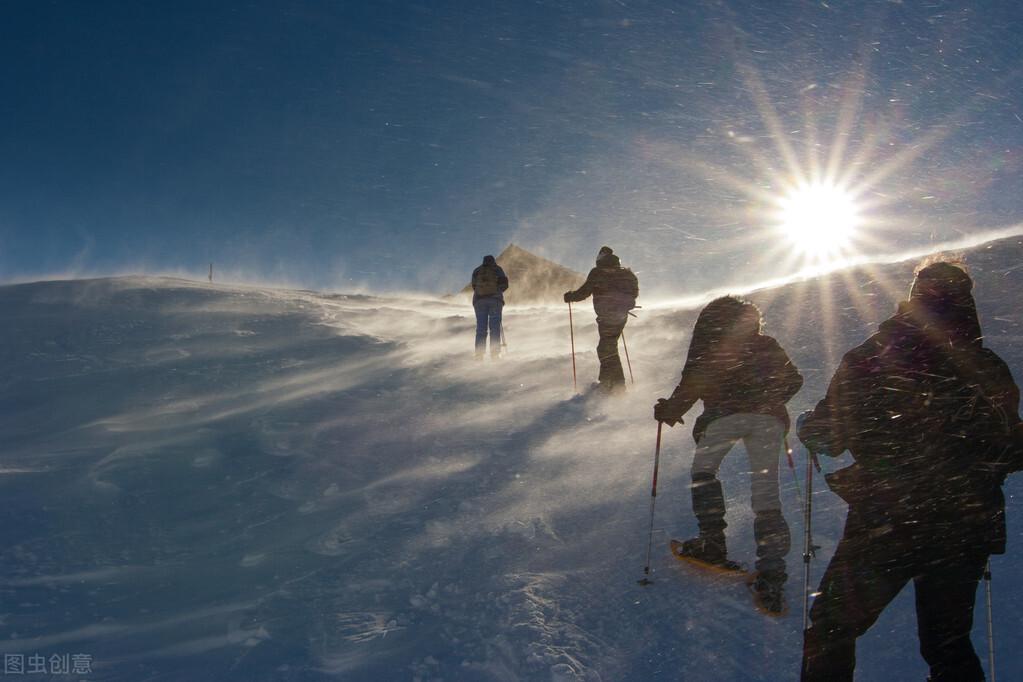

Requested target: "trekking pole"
[
  {"left": 784, "top": 438, "right": 805, "bottom": 513},
  {"left": 620, "top": 329, "right": 635, "bottom": 385},
  {"left": 801, "top": 445, "right": 821, "bottom": 633},
  {"left": 568, "top": 302, "right": 578, "bottom": 393},
  {"left": 985, "top": 560, "right": 996, "bottom": 681},
  {"left": 638, "top": 421, "right": 664, "bottom": 585},
  {"left": 500, "top": 320, "right": 508, "bottom": 351}
]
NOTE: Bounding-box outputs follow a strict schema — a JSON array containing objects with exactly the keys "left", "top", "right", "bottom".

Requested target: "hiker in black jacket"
[
  {"left": 470, "top": 255, "right": 509, "bottom": 359},
  {"left": 798, "top": 261, "right": 1023, "bottom": 682},
  {"left": 655, "top": 296, "right": 803, "bottom": 613},
  {"left": 564, "top": 246, "right": 639, "bottom": 393}
]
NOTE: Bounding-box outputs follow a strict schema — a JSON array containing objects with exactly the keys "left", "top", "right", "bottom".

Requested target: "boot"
[
  {"left": 752, "top": 569, "right": 786, "bottom": 615},
  {"left": 753, "top": 509, "right": 791, "bottom": 578},
  {"left": 598, "top": 378, "right": 626, "bottom": 395},
  {"left": 678, "top": 532, "right": 728, "bottom": 566},
  {"left": 691, "top": 472, "right": 727, "bottom": 536}
]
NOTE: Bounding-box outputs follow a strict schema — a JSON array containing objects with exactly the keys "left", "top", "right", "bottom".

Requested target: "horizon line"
[{"left": 2, "top": 223, "right": 1021, "bottom": 305}]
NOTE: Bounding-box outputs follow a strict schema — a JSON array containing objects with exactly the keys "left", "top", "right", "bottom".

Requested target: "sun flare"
[{"left": 776, "top": 182, "right": 861, "bottom": 262}]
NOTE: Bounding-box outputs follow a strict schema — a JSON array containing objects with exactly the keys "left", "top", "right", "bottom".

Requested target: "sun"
[{"left": 776, "top": 182, "right": 861, "bottom": 262}]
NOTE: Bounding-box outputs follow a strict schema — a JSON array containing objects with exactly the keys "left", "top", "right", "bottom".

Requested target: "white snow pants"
[{"left": 692, "top": 413, "right": 785, "bottom": 514}]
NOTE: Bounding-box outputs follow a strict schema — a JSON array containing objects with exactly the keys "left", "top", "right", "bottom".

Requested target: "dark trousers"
[
  {"left": 595, "top": 313, "right": 627, "bottom": 388},
  {"left": 802, "top": 511, "right": 987, "bottom": 682},
  {"left": 474, "top": 297, "right": 503, "bottom": 356}
]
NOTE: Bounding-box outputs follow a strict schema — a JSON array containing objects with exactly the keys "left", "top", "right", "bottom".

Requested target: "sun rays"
[
  {"left": 604, "top": 11, "right": 1023, "bottom": 348},
  {"left": 640, "top": 41, "right": 973, "bottom": 353}
]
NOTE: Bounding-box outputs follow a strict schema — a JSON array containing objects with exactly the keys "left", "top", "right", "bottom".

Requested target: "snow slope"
[{"left": 2, "top": 239, "right": 1023, "bottom": 681}]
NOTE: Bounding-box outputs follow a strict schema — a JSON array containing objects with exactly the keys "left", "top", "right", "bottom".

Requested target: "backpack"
[
  {"left": 924, "top": 354, "right": 1015, "bottom": 477},
  {"left": 603, "top": 267, "right": 638, "bottom": 309},
  {"left": 618, "top": 268, "right": 639, "bottom": 302},
  {"left": 859, "top": 344, "right": 1014, "bottom": 489},
  {"left": 824, "top": 356, "right": 1013, "bottom": 515},
  {"left": 473, "top": 265, "right": 500, "bottom": 297}
]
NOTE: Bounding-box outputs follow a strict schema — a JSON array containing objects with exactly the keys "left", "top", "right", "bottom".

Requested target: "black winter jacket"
[
  {"left": 799, "top": 302, "right": 1023, "bottom": 554},
  {"left": 564, "top": 252, "right": 638, "bottom": 318},
  {"left": 663, "top": 333, "right": 803, "bottom": 443}
]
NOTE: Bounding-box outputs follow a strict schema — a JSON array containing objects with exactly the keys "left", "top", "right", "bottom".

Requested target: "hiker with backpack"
[
  {"left": 470, "top": 254, "right": 509, "bottom": 360},
  {"left": 653, "top": 296, "right": 803, "bottom": 614},
  {"left": 563, "top": 246, "right": 639, "bottom": 394},
  {"left": 797, "top": 261, "right": 1023, "bottom": 681}
]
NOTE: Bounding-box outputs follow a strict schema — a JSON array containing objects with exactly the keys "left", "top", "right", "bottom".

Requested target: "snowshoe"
[{"left": 670, "top": 538, "right": 749, "bottom": 577}]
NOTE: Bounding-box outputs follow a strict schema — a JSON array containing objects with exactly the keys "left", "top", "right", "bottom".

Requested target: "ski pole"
[
  {"left": 500, "top": 320, "right": 508, "bottom": 351},
  {"left": 801, "top": 445, "right": 820, "bottom": 633},
  {"left": 568, "top": 302, "right": 578, "bottom": 393},
  {"left": 639, "top": 421, "right": 664, "bottom": 585},
  {"left": 985, "top": 560, "right": 995, "bottom": 682},
  {"left": 620, "top": 329, "right": 635, "bottom": 385}
]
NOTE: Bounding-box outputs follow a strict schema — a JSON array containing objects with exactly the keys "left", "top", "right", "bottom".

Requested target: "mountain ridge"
[{"left": 460, "top": 243, "right": 586, "bottom": 305}]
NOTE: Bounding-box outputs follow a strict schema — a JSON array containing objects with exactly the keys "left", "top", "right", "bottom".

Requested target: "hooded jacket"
[
  {"left": 799, "top": 294, "right": 1023, "bottom": 553},
  {"left": 564, "top": 250, "right": 639, "bottom": 317},
  {"left": 664, "top": 331, "right": 803, "bottom": 443}
]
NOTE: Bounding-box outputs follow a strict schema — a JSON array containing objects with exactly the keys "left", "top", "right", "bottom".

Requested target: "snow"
[{"left": 2, "top": 240, "right": 1023, "bottom": 681}]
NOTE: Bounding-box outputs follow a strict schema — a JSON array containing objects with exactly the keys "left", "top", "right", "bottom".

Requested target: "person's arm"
[
  {"left": 763, "top": 337, "right": 803, "bottom": 405},
  {"left": 470, "top": 266, "right": 480, "bottom": 294},
  {"left": 666, "top": 369, "right": 703, "bottom": 416},
  {"left": 497, "top": 267, "right": 509, "bottom": 293},
  {"left": 654, "top": 354, "right": 707, "bottom": 425},
  {"left": 564, "top": 268, "right": 598, "bottom": 303},
  {"left": 798, "top": 352, "right": 858, "bottom": 457},
  {"left": 978, "top": 350, "right": 1023, "bottom": 475}
]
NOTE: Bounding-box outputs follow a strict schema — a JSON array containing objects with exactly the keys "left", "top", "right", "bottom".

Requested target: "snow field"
[{"left": 2, "top": 243, "right": 1022, "bottom": 680}]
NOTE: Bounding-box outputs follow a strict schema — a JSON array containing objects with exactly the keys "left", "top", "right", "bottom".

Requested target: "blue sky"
[{"left": 2, "top": 1, "right": 1021, "bottom": 295}]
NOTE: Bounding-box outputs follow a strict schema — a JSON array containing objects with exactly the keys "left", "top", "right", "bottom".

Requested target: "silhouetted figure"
[
  {"left": 654, "top": 296, "right": 803, "bottom": 613},
  {"left": 798, "top": 262, "right": 1023, "bottom": 682},
  {"left": 563, "top": 246, "right": 638, "bottom": 393},
  {"left": 470, "top": 255, "right": 509, "bottom": 359}
]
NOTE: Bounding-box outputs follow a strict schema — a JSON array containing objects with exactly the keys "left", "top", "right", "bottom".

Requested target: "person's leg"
[
  {"left": 473, "top": 300, "right": 488, "bottom": 357},
  {"left": 489, "top": 299, "right": 503, "bottom": 357},
  {"left": 915, "top": 554, "right": 986, "bottom": 682},
  {"left": 741, "top": 415, "right": 790, "bottom": 578},
  {"left": 689, "top": 416, "right": 742, "bottom": 548},
  {"left": 802, "top": 517, "right": 912, "bottom": 682},
  {"left": 595, "top": 316, "right": 626, "bottom": 389}
]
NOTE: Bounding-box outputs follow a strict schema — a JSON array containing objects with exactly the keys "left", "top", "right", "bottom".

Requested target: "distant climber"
[
  {"left": 563, "top": 246, "right": 638, "bottom": 393},
  {"left": 470, "top": 254, "right": 509, "bottom": 359},
  {"left": 654, "top": 296, "right": 803, "bottom": 614},
  {"left": 798, "top": 261, "right": 1023, "bottom": 681}
]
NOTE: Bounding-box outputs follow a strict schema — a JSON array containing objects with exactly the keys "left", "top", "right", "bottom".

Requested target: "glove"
[
  {"left": 563, "top": 291, "right": 574, "bottom": 303},
  {"left": 795, "top": 409, "right": 828, "bottom": 456},
  {"left": 654, "top": 398, "right": 681, "bottom": 426}
]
